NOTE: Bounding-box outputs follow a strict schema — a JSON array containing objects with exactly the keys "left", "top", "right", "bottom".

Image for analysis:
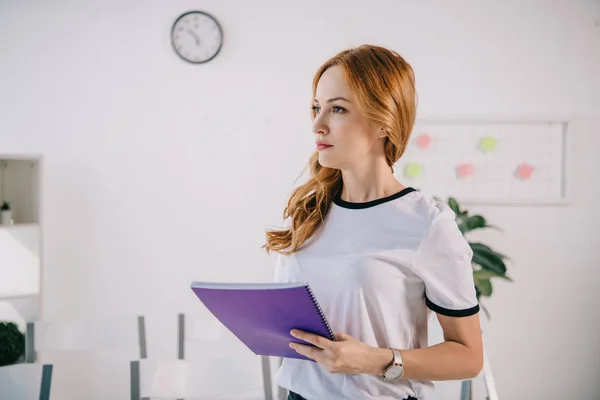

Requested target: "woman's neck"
[{"left": 338, "top": 159, "right": 406, "bottom": 203}]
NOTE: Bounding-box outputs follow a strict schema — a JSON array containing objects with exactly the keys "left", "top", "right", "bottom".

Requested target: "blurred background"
[{"left": 1, "top": 0, "right": 599, "bottom": 399}]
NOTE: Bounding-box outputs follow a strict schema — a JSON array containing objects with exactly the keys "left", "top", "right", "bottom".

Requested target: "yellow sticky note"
[
  {"left": 404, "top": 163, "right": 423, "bottom": 179},
  {"left": 479, "top": 136, "right": 498, "bottom": 153}
]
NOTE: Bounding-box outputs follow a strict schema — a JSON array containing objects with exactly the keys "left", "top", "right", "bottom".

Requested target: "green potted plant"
[
  {"left": 443, "top": 196, "right": 512, "bottom": 318},
  {"left": 0, "top": 201, "right": 12, "bottom": 225},
  {"left": 0, "top": 321, "right": 25, "bottom": 367}
]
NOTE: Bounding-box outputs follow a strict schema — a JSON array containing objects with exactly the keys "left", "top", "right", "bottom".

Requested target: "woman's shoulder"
[{"left": 388, "top": 189, "right": 458, "bottom": 234}]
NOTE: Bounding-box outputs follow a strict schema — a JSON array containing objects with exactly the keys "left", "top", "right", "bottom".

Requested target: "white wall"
[{"left": 1, "top": 0, "right": 599, "bottom": 398}]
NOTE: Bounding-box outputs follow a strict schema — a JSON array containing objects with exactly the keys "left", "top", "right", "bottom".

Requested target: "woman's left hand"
[{"left": 289, "top": 329, "right": 391, "bottom": 375}]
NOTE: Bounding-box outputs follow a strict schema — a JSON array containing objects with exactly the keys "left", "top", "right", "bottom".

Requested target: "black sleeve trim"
[{"left": 425, "top": 296, "right": 480, "bottom": 317}]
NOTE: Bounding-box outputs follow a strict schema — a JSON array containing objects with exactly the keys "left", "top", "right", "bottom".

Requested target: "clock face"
[{"left": 171, "top": 11, "right": 223, "bottom": 64}]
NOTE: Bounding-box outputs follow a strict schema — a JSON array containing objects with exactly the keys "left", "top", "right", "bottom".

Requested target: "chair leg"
[
  {"left": 39, "top": 364, "right": 53, "bottom": 400},
  {"left": 460, "top": 380, "right": 472, "bottom": 400},
  {"left": 137, "top": 316, "right": 147, "bottom": 359},
  {"left": 261, "top": 356, "right": 274, "bottom": 400},
  {"left": 130, "top": 361, "right": 140, "bottom": 400},
  {"left": 26, "top": 322, "right": 36, "bottom": 363},
  {"left": 177, "top": 313, "right": 185, "bottom": 400}
]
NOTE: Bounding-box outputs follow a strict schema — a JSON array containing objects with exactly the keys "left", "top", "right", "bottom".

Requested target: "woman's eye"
[{"left": 312, "top": 105, "right": 345, "bottom": 115}]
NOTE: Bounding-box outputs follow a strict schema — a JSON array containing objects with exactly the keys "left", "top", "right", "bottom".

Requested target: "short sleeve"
[
  {"left": 413, "top": 209, "right": 480, "bottom": 317},
  {"left": 273, "top": 252, "right": 289, "bottom": 283},
  {"left": 272, "top": 217, "right": 293, "bottom": 283}
]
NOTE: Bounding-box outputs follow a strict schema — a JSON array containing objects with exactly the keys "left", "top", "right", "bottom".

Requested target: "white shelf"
[
  {"left": 0, "top": 296, "right": 39, "bottom": 333},
  {"left": 0, "top": 223, "right": 39, "bottom": 230},
  {"left": 0, "top": 292, "right": 38, "bottom": 301},
  {"left": 0, "top": 157, "right": 41, "bottom": 224},
  {"left": 0, "top": 223, "right": 40, "bottom": 298},
  {"left": 0, "top": 156, "right": 42, "bottom": 326}
]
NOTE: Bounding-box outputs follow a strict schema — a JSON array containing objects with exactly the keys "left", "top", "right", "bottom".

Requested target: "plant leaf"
[
  {"left": 456, "top": 214, "right": 472, "bottom": 234},
  {"left": 472, "top": 250, "right": 507, "bottom": 275},
  {"left": 0, "top": 322, "right": 25, "bottom": 367},
  {"left": 475, "top": 278, "right": 493, "bottom": 297},
  {"left": 480, "top": 303, "right": 490, "bottom": 320},
  {"left": 448, "top": 197, "right": 461, "bottom": 215},
  {"left": 470, "top": 242, "right": 510, "bottom": 261},
  {"left": 466, "top": 215, "right": 487, "bottom": 230},
  {"left": 473, "top": 269, "right": 513, "bottom": 282},
  {"left": 484, "top": 224, "right": 504, "bottom": 232}
]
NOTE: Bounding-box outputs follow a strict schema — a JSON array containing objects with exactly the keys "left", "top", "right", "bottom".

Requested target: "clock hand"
[{"left": 187, "top": 30, "right": 200, "bottom": 46}]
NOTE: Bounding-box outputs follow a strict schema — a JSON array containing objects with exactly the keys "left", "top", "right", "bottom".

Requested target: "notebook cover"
[{"left": 190, "top": 282, "right": 335, "bottom": 362}]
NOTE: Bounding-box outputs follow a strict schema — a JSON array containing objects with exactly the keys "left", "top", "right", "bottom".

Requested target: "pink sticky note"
[
  {"left": 416, "top": 133, "right": 431, "bottom": 149},
  {"left": 516, "top": 163, "right": 535, "bottom": 180},
  {"left": 456, "top": 163, "right": 475, "bottom": 178}
]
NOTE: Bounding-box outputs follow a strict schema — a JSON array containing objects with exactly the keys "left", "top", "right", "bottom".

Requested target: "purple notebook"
[{"left": 190, "top": 281, "right": 335, "bottom": 362}]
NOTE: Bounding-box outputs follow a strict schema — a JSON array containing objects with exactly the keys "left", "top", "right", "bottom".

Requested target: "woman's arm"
[
  {"left": 367, "top": 313, "right": 483, "bottom": 380},
  {"left": 288, "top": 312, "right": 483, "bottom": 381}
]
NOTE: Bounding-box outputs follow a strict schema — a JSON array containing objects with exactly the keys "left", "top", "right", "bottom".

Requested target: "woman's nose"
[{"left": 312, "top": 116, "right": 328, "bottom": 135}]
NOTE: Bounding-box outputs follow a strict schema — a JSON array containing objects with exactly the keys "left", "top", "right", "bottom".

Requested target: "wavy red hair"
[{"left": 263, "top": 45, "right": 417, "bottom": 255}]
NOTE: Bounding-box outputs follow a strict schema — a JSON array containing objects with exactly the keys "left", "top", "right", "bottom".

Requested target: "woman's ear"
[{"left": 378, "top": 127, "right": 389, "bottom": 139}]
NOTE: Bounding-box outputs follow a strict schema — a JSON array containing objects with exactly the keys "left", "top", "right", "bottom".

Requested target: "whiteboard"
[{"left": 394, "top": 119, "right": 569, "bottom": 205}]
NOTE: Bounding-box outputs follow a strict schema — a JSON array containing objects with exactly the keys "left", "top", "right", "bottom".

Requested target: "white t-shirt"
[{"left": 273, "top": 187, "right": 479, "bottom": 400}]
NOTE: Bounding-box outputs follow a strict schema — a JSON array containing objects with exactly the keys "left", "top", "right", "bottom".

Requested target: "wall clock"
[{"left": 171, "top": 11, "right": 223, "bottom": 64}]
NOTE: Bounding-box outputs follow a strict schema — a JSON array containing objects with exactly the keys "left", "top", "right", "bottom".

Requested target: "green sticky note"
[
  {"left": 404, "top": 162, "right": 423, "bottom": 179},
  {"left": 479, "top": 136, "right": 498, "bottom": 152}
]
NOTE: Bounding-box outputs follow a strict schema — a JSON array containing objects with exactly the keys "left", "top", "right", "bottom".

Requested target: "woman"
[{"left": 263, "top": 45, "right": 483, "bottom": 400}]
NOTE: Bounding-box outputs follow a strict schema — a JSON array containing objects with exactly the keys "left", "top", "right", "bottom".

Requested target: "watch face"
[
  {"left": 171, "top": 11, "right": 223, "bottom": 64},
  {"left": 385, "top": 365, "right": 404, "bottom": 380}
]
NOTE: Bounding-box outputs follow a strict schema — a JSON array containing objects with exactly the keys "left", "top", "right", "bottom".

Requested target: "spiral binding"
[{"left": 305, "top": 284, "right": 336, "bottom": 341}]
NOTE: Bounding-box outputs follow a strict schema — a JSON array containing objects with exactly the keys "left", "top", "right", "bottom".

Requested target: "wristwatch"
[{"left": 382, "top": 348, "right": 404, "bottom": 381}]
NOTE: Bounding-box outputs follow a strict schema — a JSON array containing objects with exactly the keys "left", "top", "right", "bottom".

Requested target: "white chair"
[
  {"left": 30, "top": 315, "right": 146, "bottom": 399},
  {"left": 481, "top": 335, "right": 499, "bottom": 400},
  {"left": 131, "top": 358, "right": 265, "bottom": 400},
  {"left": 459, "top": 333, "right": 499, "bottom": 400},
  {"left": 0, "top": 363, "right": 53, "bottom": 400},
  {"left": 428, "top": 312, "right": 499, "bottom": 400},
  {"left": 130, "top": 312, "right": 270, "bottom": 400}
]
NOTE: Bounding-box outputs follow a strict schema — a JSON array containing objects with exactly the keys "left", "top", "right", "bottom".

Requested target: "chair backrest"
[
  {"left": 131, "top": 358, "right": 265, "bottom": 400},
  {"left": 31, "top": 315, "right": 146, "bottom": 357},
  {"left": 181, "top": 312, "right": 273, "bottom": 399},
  {"left": 0, "top": 363, "right": 53, "bottom": 400},
  {"left": 29, "top": 315, "right": 146, "bottom": 399},
  {"left": 130, "top": 311, "right": 267, "bottom": 400}
]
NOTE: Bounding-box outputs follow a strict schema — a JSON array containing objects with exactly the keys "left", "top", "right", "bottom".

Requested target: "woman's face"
[{"left": 312, "top": 66, "right": 384, "bottom": 170}]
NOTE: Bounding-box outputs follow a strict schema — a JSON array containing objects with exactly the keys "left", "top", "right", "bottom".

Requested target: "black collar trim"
[{"left": 333, "top": 187, "right": 417, "bottom": 209}]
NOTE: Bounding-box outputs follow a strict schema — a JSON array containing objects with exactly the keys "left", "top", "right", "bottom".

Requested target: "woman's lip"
[{"left": 316, "top": 143, "right": 334, "bottom": 150}]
